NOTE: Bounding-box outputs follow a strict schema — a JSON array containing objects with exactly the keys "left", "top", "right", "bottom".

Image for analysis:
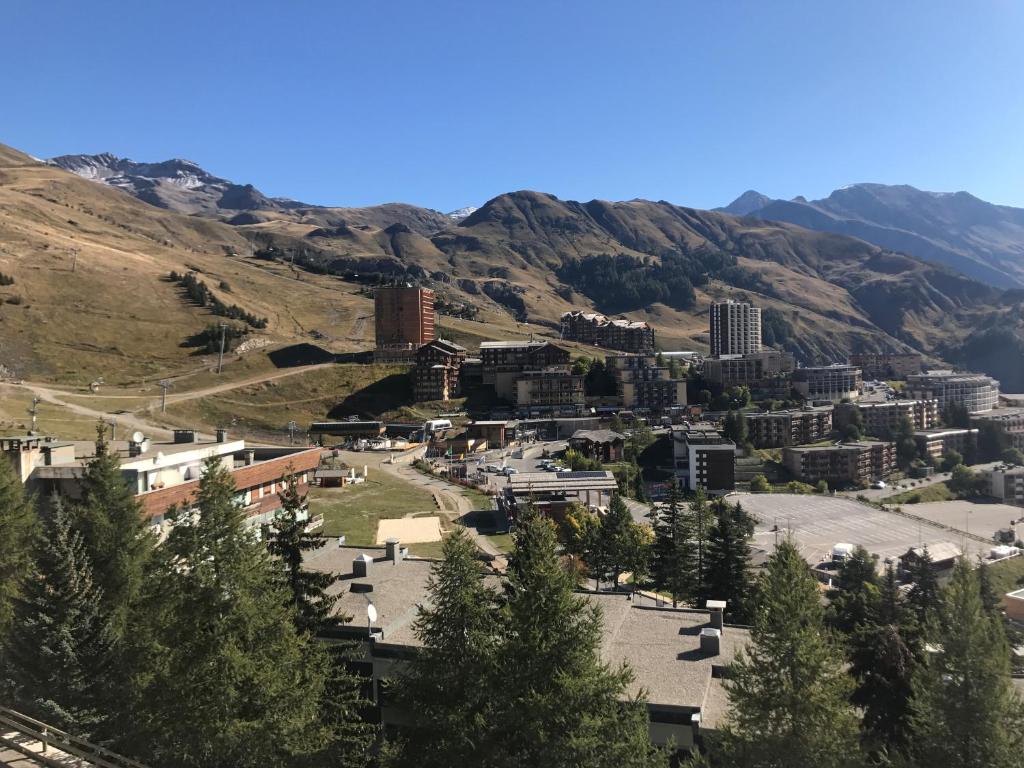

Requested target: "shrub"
[{"left": 0, "top": 272, "right": 15, "bottom": 286}]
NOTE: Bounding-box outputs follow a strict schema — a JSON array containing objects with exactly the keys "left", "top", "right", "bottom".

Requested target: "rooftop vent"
[
  {"left": 385, "top": 538, "right": 402, "bottom": 565},
  {"left": 700, "top": 627, "right": 721, "bottom": 656},
  {"left": 173, "top": 429, "right": 197, "bottom": 444},
  {"left": 352, "top": 553, "right": 373, "bottom": 578},
  {"left": 706, "top": 599, "right": 727, "bottom": 630}
]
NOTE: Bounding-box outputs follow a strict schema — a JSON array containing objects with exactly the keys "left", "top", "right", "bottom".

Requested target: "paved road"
[{"left": 838, "top": 461, "right": 1002, "bottom": 503}]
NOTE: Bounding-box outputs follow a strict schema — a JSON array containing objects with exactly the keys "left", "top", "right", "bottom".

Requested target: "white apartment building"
[{"left": 906, "top": 370, "right": 999, "bottom": 414}]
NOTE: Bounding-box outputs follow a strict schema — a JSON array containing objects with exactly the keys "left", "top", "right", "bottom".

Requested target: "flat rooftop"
[
  {"left": 731, "top": 492, "right": 991, "bottom": 565},
  {"left": 507, "top": 470, "right": 618, "bottom": 493},
  {"left": 304, "top": 544, "right": 748, "bottom": 725}
]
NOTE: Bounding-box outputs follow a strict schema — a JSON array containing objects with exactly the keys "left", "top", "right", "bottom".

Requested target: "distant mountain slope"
[
  {"left": 48, "top": 152, "right": 452, "bottom": 236},
  {"left": 720, "top": 183, "right": 1024, "bottom": 287}
]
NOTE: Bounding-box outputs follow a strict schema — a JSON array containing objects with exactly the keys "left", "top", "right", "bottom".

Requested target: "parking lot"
[
  {"left": 732, "top": 492, "right": 991, "bottom": 565},
  {"left": 903, "top": 500, "right": 1024, "bottom": 541}
]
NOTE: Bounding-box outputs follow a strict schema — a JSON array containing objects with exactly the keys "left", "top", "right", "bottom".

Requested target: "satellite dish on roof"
[
  {"left": 367, "top": 603, "right": 378, "bottom": 623},
  {"left": 131, "top": 430, "right": 145, "bottom": 444}
]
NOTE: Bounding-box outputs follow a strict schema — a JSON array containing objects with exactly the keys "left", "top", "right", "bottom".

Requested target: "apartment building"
[
  {"left": 560, "top": 311, "right": 655, "bottom": 353},
  {"left": 849, "top": 353, "right": 924, "bottom": 380},
  {"left": 792, "top": 364, "right": 863, "bottom": 402},
  {"left": 412, "top": 338, "right": 467, "bottom": 402},
  {"left": 709, "top": 300, "right": 762, "bottom": 356},
  {"left": 746, "top": 406, "right": 833, "bottom": 449},
  {"left": 782, "top": 441, "right": 895, "bottom": 487},
  {"left": 672, "top": 428, "right": 736, "bottom": 493},
  {"left": 985, "top": 465, "right": 1024, "bottom": 506},
  {"left": 913, "top": 428, "right": 979, "bottom": 463},
  {"left": 834, "top": 399, "right": 939, "bottom": 437},
  {"left": 3, "top": 432, "right": 320, "bottom": 533},
  {"left": 906, "top": 370, "right": 999, "bottom": 414},
  {"left": 701, "top": 351, "right": 795, "bottom": 389},
  {"left": 605, "top": 354, "right": 687, "bottom": 413},
  {"left": 970, "top": 407, "right": 1024, "bottom": 451},
  {"left": 479, "top": 340, "right": 571, "bottom": 400},
  {"left": 514, "top": 368, "right": 585, "bottom": 415},
  {"left": 374, "top": 286, "right": 436, "bottom": 362}
]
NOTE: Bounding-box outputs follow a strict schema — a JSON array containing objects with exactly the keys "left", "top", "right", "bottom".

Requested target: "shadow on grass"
[
  {"left": 458, "top": 509, "right": 509, "bottom": 535},
  {"left": 328, "top": 373, "right": 414, "bottom": 419}
]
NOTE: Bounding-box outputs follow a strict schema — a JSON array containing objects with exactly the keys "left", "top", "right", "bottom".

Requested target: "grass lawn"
[
  {"left": 883, "top": 482, "right": 954, "bottom": 505},
  {"left": 986, "top": 556, "right": 1024, "bottom": 597},
  {"left": 310, "top": 471, "right": 436, "bottom": 545},
  {"left": 481, "top": 532, "right": 514, "bottom": 553}
]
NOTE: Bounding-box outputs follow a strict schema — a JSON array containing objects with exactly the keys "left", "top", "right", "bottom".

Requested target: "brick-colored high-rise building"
[{"left": 374, "top": 286, "right": 436, "bottom": 361}]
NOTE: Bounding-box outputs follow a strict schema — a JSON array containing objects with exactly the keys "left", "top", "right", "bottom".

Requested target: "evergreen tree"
[
  {"left": 848, "top": 563, "right": 922, "bottom": 757},
  {"left": 0, "top": 456, "right": 37, "bottom": 646},
  {"left": 905, "top": 546, "right": 941, "bottom": 628},
  {"left": 826, "top": 545, "right": 880, "bottom": 636},
  {"left": 895, "top": 416, "right": 919, "bottom": 470},
  {"left": 492, "top": 511, "right": 666, "bottom": 768},
  {"left": 976, "top": 559, "right": 1001, "bottom": 616},
  {"left": 387, "top": 529, "right": 503, "bottom": 767},
  {"left": 689, "top": 490, "right": 714, "bottom": 598},
  {"left": 911, "top": 559, "right": 1024, "bottom": 768},
  {"left": 126, "top": 458, "right": 370, "bottom": 768},
  {"left": 71, "top": 424, "right": 153, "bottom": 636},
  {"left": 719, "top": 539, "right": 863, "bottom": 768},
  {"left": 4, "top": 498, "right": 114, "bottom": 738},
  {"left": 648, "top": 484, "right": 694, "bottom": 607},
  {"left": 703, "top": 499, "right": 755, "bottom": 623},
  {"left": 597, "top": 494, "right": 649, "bottom": 589},
  {"left": 264, "top": 473, "right": 342, "bottom": 634}
]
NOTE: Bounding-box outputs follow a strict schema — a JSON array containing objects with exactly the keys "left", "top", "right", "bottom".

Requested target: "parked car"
[
  {"left": 870, "top": 480, "right": 887, "bottom": 489},
  {"left": 502, "top": 467, "right": 519, "bottom": 476},
  {"left": 485, "top": 463, "right": 501, "bottom": 473}
]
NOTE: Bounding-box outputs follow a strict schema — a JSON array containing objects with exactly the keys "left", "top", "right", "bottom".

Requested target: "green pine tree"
[
  {"left": 648, "top": 484, "right": 694, "bottom": 607},
  {"left": 4, "top": 498, "right": 115, "bottom": 738},
  {"left": 719, "top": 539, "right": 864, "bottom": 768},
  {"left": 0, "top": 455, "right": 37, "bottom": 646},
  {"left": 703, "top": 499, "right": 756, "bottom": 623},
  {"left": 264, "top": 473, "right": 343, "bottom": 634},
  {"left": 689, "top": 490, "right": 714, "bottom": 600},
  {"left": 905, "top": 546, "right": 941, "bottom": 629},
  {"left": 976, "top": 559, "right": 1001, "bottom": 616},
  {"left": 126, "top": 458, "right": 370, "bottom": 768},
  {"left": 848, "top": 562, "right": 923, "bottom": 758},
  {"left": 911, "top": 558, "right": 1024, "bottom": 768},
  {"left": 386, "top": 529, "right": 503, "bottom": 767},
  {"left": 492, "top": 511, "right": 666, "bottom": 768},
  {"left": 597, "top": 494, "right": 649, "bottom": 589},
  {"left": 826, "top": 545, "right": 880, "bottom": 636},
  {"left": 71, "top": 424, "right": 153, "bottom": 636}
]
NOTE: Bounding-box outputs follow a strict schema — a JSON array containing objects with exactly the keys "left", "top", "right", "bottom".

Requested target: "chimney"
[
  {"left": 352, "top": 553, "right": 373, "bottom": 578},
  {"left": 244, "top": 449, "right": 256, "bottom": 466},
  {"left": 700, "top": 627, "right": 721, "bottom": 656},
  {"left": 385, "top": 538, "right": 401, "bottom": 565},
  {"left": 173, "top": 429, "right": 197, "bottom": 444},
  {"left": 706, "top": 599, "right": 726, "bottom": 631},
  {"left": 216, "top": 428, "right": 228, "bottom": 443}
]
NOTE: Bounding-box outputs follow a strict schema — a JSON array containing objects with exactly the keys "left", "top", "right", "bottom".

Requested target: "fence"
[{"left": 0, "top": 706, "right": 150, "bottom": 768}]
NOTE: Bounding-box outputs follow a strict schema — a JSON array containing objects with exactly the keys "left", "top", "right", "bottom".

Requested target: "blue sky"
[{"left": 5, "top": 1, "right": 1024, "bottom": 212}]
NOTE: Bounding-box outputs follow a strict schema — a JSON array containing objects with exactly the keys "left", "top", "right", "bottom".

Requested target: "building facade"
[
  {"left": 746, "top": 406, "right": 833, "bottom": 448},
  {"left": 905, "top": 370, "right": 1000, "bottom": 414},
  {"left": 971, "top": 408, "right": 1024, "bottom": 451},
  {"left": 782, "top": 441, "right": 895, "bottom": 486},
  {"left": 709, "top": 300, "right": 762, "bottom": 357},
  {"left": 560, "top": 311, "right": 655, "bottom": 353},
  {"left": 672, "top": 428, "right": 736, "bottom": 493},
  {"left": 606, "top": 354, "right": 688, "bottom": 413},
  {"left": 4, "top": 432, "right": 320, "bottom": 534},
  {"left": 792, "top": 364, "right": 863, "bottom": 402},
  {"left": 479, "top": 340, "right": 571, "bottom": 401},
  {"left": 913, "top": 428, "right": 978, "bottom": 463},
  {"left": 374, "top": 286, "right": 436, "bottom": 361},
  {"left": 702, "top": 351, "right": 795, "bottom": 389},
  {"left": 986, "top": 465, "right": 1024, "bottom": 506},
  {"left": 834, "top": 399, "right": 939, "bottom": 437},
  {"left": 849, "top": 353, "right": 924, "bottom": 380},
  {"left": 513, "top": 368, "right": 585, "bottom": 415},
  {"left": 412, "top": 338, "right": 467, "bottom": 402}
]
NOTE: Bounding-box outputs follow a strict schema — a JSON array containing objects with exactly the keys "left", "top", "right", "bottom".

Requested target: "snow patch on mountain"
[{"left": 447, "top": 206, "right": 478, "bottom": 221}]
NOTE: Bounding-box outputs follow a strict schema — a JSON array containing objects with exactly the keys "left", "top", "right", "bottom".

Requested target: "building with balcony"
[
  {"left": 709, "top": 300, "right": 762, "bottom": 356},
  {"left": 906, "top": 370, "right": 999, "bottom": 414},
  {"left": 848, "top": 353, "right": 924, "bottom": 380},
  {"left": 412, "top": 338, "right": 467, "bottom": 402},
  {"left": 913, "top": 428, "right": 979, "bottom": 463},
  {"left": 746, "top": 406, "right": 833, "bottom": 448},
  {"left": 970, "top": 407, "right": 1024, "bottom": 451},
  {"left": 374, "top": 286, "right": 436, "bottom": 363},
  {"left": 3, "top": 431, "right": 320, "bottom": 535},
  {"left": 605, "top": 354, "right": 688, "bottom": 413},
  {"left": 701, "top": 351, "right": 795, "bottom": 389},
  {"left": 513, "top": 368, "right": 585, "bottom": 415},
  {"left": 985, "top": 465, "right": 1024, "bottom": 507},
  {"left": 479, "top": 340, "right": 571, "bottom": 401},
  {"left": 792, "top": 364, "right": 863, "bottom": 402},
  {"left": 560, "top": 311, "right": 655, "bottom": 353},
  {"left": 834, "top": 399, "right": 939, "bottom": 438},
  {"left": 672, "top": 428, "right": 736, "bottom": 493},
  {"left": 782, "top": 441, "right": 895, "bottom": 487}
]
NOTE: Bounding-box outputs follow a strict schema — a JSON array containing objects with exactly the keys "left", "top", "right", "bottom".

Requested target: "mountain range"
[
  {"left": 1, "top": 143, "right": 1020, "bottom": 390},
  {"left": 719, "top": 183, "right": 1024, "bottom": 288}
]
